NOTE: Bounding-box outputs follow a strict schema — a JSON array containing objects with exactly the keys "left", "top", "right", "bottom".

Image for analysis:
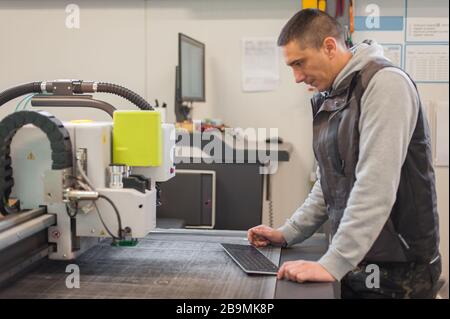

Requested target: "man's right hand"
[{"left": 247, "top": 225, "right": 287, "bottom": 248}]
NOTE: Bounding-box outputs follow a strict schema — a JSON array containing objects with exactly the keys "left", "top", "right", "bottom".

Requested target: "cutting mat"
[{"left": 0, "top": 230, "right": 280, "bottom": 299}]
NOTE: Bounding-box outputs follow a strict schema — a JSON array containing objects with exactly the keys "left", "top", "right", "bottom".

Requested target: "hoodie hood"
[{"left": 332, "top": 40, "right": 386, "bottom": 91}]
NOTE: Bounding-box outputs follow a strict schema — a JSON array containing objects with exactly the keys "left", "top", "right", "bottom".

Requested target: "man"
[{"left": 248, "top": 9, "right": 441, "bottom": 299}]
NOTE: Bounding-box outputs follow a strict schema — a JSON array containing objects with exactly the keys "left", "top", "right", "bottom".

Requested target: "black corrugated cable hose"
[
  {"left": 96, "top": 82, "right": 154, "bottom": 111},
  {"left": 0, "top": 82, "right": 42, "bottom": 108},
  {"left": 0, "top": 110, "right": 73, "bottom": 214},
  {"left": 1, "top": 81, "right": 153, "bottom": 111}
]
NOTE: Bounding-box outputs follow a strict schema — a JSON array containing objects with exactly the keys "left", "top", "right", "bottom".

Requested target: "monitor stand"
[
  {"left": 174, "top": 65, "right": 193, "bottom": 123},
  {"left": 175, "top": 100, "right": 192, "bottom": 122}
]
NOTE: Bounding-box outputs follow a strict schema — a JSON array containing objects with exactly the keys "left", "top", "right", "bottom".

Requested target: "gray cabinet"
[
  {"left": 158, "top": 169, "right": 215, "bottom": 228},
  {"left": 157, "top": 163, "right": 263, "bottom": 230},
  {"left": 157, "top": 133, "right": 292, "bottom": 230}
]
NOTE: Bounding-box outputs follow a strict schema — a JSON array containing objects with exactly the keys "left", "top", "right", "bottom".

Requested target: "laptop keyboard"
[{"left": 220, "top": 243, "right": 279, "bottom": 275}]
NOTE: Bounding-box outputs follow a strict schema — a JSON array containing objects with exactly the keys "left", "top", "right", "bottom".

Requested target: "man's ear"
[{"left": 322, "top": 37, "right": 337, "bottom": 59}]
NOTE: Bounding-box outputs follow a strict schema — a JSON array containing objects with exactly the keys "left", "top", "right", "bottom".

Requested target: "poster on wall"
[
  {"left": 405, "top": 45, "right": 449, "bottom": 83},
  {"left": 406, "top": 17, "right": 449, "bottom": 42},
  {"left": 353, "top": 0, "right": 405, "bottom": 45},
  {"left": 241, "top": 38, "right": 280, "bottom": 92},
  {"left": 406, "top": 0, "right": 449, "bottom": 42}
]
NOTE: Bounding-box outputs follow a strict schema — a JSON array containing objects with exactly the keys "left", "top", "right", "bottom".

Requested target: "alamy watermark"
[
  {"left": 172, "top": 126, "right": 280, "bottom": 174},
  {"left": 65, "top": 264, "right": 80, "bottom": 289},
  {"left": 365, "top": 4, "right": 381, "bottom": 30},
  {"left": 65, "top": 4, "right": 80, "bottom": 29},
  {"left": 365, "top": 263, "right": 380, "bottom": 289}
]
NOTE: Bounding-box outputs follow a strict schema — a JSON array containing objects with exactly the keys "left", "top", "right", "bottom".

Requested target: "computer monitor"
[
  {"left": 179, "top": 33, "right": 205, "bottom": 102},
  {"left": 175, "top": 33, "right": 205, "bottom": 122}
]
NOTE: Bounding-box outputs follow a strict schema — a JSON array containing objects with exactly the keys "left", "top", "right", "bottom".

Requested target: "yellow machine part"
[
  {"left": 318, "top": 0, "right": 326, "bottom": 11},
  {"left": 302, "top": 0, "right": 318, "bottom": 9},
  {"left": 113, "top": 110, "right": 162, "bottom": 166}
]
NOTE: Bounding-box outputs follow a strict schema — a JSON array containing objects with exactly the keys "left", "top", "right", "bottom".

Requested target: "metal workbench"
[{"left": 0, "top": 230, "right": 335, "bottom": 299}]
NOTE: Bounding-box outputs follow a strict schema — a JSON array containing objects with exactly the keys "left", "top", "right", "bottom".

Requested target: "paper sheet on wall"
[
  {"left": 435, "top": 102, "right": 449, "bottom": 167},
  {"left": 406, "top": 0, "right": 449, "bottom": 42},
  {"left": 242, "top": 38, "right": 279, "bottom": 92},
  {"left": 381, "top": 44, "right": 402, "bottom": 67},
  {"left": 406, "top": 17, "right": 449, "bottom": 42},
  {"left": 405, "top": 45, "right": 449, "bottom": 82}
]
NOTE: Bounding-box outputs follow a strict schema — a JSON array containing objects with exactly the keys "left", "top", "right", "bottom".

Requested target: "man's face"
[{"left": 283, "top": 40, "right": 335, "bottom": 92}]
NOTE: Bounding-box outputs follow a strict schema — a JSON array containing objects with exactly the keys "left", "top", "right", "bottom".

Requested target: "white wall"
[{"left": 0, "top": 0, "right": 148, "bottom": 121}]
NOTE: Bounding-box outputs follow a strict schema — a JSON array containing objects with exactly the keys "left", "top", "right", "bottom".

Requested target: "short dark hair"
[{"left": 277, "top": 9, "right": 346, "bottom": 49}]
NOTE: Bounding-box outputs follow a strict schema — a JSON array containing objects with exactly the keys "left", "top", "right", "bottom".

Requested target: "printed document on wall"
[
  {"left": 406, "top": 0, "right": 449, "bottom": 42},
  {"left": 405, "top": 45, "right": 449, "bottom": 82},
  {"left": 406, "top": 17, "right": 449, "bottom": 42},
  {"left": 242, "top": 38, "right": 280, "bottom": 92},
  {"left": 381, "top": 44, "right": 402, "bottom": 67},
  {"left": 435, "top": 102, "right": 449, "bottom": 167}
]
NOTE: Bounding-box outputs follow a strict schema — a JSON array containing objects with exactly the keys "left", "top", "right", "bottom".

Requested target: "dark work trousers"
[{"left": 340, "top": 258, "right": 442, "bottom": 299}]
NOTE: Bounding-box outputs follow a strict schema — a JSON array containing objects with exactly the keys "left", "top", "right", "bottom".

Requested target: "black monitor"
[{"left": 175, "top": 33, "right": 205, "bottom": 122}]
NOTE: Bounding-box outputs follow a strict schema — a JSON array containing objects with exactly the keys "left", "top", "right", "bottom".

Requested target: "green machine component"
[
  {"left": 111, "top": 239, "right": 139, "bottom": 247},
  {"left": 113, "top": 110, "right": 162, "bottom": 166}
]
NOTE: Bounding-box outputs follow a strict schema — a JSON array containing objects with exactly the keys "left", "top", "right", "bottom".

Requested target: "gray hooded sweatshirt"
[{"left": 278, "top": 40, "right": 421, "bottom": 281}]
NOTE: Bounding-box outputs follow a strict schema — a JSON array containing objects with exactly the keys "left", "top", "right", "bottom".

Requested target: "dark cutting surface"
[{"left": 0, "top": 230, "right": 280, "bottom": 299}]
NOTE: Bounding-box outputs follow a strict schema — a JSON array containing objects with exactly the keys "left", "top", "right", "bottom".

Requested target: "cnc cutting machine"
[{"left": 0, "top": 80, "right": 175, "bottom": 273}]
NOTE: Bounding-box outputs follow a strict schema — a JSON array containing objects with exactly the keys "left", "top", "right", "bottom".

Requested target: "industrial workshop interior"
[{"left": 0, "top": 0, "right": 448, "bottom": 306}]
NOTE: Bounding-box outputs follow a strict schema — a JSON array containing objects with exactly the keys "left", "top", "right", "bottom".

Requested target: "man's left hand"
[{"left": 277, "top": 260, "right": 336, "bottom": 283}]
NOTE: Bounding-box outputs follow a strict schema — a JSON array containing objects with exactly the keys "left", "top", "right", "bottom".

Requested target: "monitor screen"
[{"left": 179, "top": 33, "right": 205, "bottom": 102}]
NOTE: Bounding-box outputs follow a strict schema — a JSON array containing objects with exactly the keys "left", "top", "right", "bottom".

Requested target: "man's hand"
[
  {"left": 247, "top": 225, "right": 286, "bottom": 247},
  {"left": 277, "top": 260, "right": 336, "bottom": 283}
]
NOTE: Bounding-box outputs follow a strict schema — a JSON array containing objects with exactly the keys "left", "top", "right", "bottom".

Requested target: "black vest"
[{"left": 311, "top": 58, "right": 440, "bottom": 263}]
